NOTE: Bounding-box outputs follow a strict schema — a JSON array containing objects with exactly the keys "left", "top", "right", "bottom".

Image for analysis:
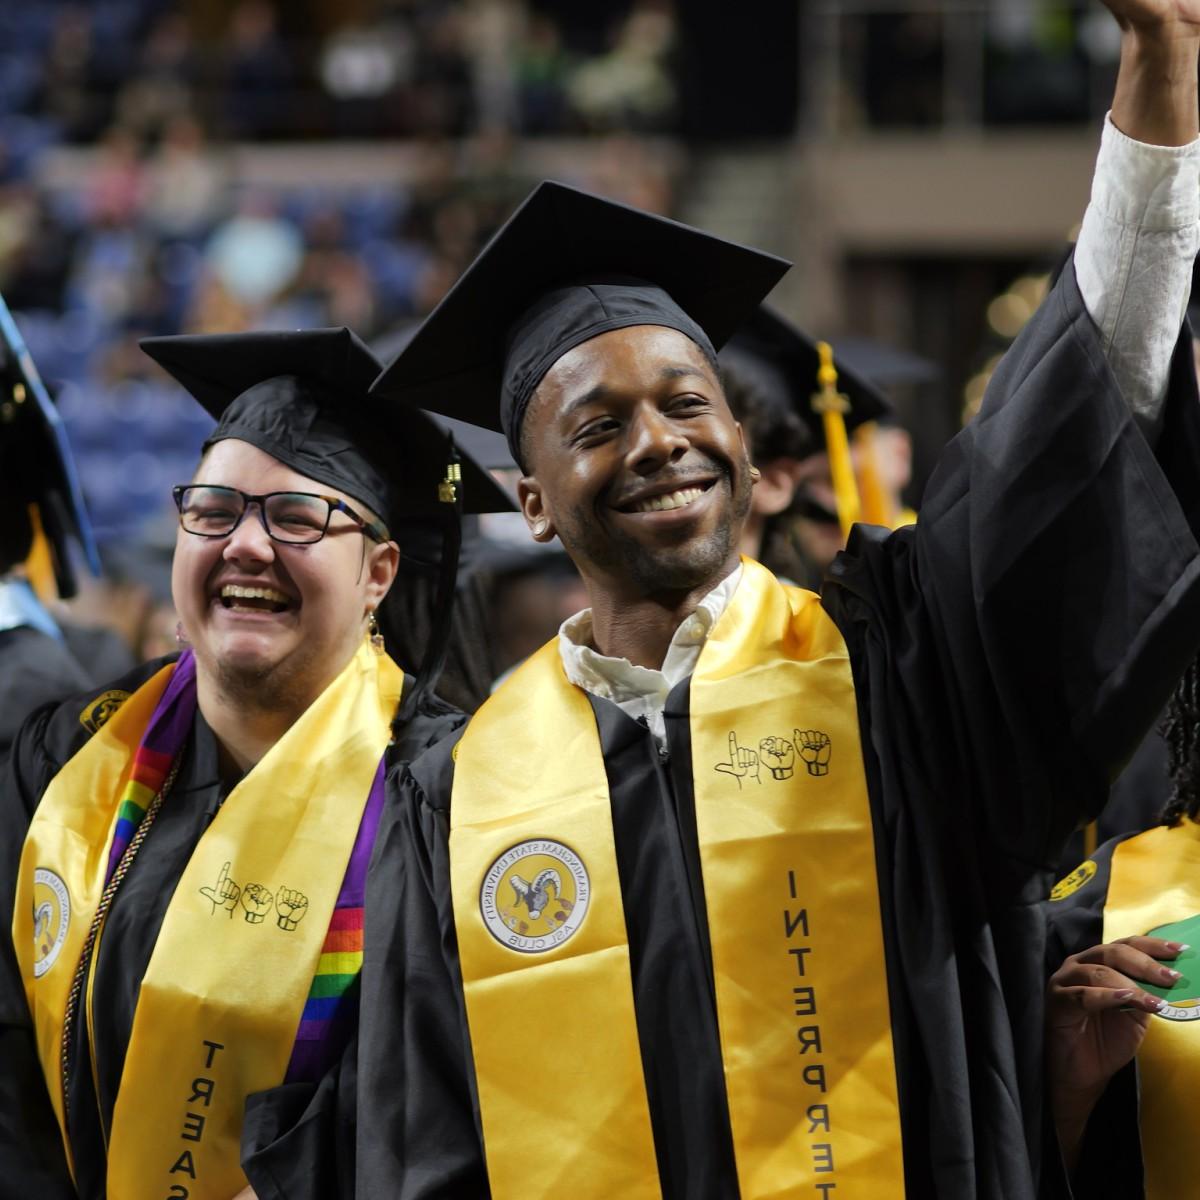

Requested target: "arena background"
[{"left": 1, "top": 0, "right": 1121, "bottom": 603}]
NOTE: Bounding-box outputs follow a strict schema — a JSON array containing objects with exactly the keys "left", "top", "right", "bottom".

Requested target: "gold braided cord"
[{"left": 59, "top": 756, "right": 182, "bottom": 1110}]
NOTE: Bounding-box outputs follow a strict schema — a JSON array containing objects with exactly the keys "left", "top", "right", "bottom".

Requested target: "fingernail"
[
  {"left": 1162, "top": 967, "right": 1182, "bottom": 982},
  {"left": 1145, "top": 995, "right": 1166, "bottom": 1012},
  {"left": 1114, "top": 989, "right": 1135, "bottom": 1001},
  {"left": 1169, "top": 942, "right": 1191, "bottom": 952}
]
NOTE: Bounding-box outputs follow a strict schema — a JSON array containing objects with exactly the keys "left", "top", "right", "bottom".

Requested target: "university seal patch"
[
  {"left": 480, "top": 839, "right": 589, "bottom": 954},
  {"left": 1049, "top": 859, "right": 1096, "bottom": 901},
  {"left": 32, "top": 867, "right": 70, "bottom": 977},
  {"left": 79, "top": 689, "right": 130, "bottom": 734}
]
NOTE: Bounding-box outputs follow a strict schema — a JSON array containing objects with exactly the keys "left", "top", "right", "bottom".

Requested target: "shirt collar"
[{"left": 558, "top": 564, "right": 743, "bottom": 703}]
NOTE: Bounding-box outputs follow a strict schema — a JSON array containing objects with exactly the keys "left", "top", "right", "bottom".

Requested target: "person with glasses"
[{"left": 0, "top": 326, "right": 511, "bottom": 1199}]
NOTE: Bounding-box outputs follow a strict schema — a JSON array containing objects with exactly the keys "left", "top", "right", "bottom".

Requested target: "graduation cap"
[
  {"left": 373, "top": 321, "right": 518, "bottom": 473},
  {"left": 0, "top": 293, "right": 100, "bottom": 598},
  {"left": 370, "top": 180, "right": 791, "bottom": 468},
  {"left": 140, "top": 326, "right": 513, "bottom": 718}
]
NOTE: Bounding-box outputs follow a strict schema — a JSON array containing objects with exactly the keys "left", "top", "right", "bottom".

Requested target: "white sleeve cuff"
[{"left": 1088, "top": 112, "right": 1200, "bottom": 232}]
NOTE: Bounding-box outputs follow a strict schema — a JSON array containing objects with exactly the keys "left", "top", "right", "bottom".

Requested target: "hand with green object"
[
  {"left": 1142, "top": 914, "right": 1200, "bottom": 1002},
  {"left": 1046, "top": 935, "right": 1187, "bottom": 1172}
]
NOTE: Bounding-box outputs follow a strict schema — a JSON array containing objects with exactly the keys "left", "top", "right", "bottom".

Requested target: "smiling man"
[
  {"left": 345, "top": 4, "right": 1200, "bottom": 1196},
  {"left": 0, "top": 327, "right": 511, "bottom": 1199}
]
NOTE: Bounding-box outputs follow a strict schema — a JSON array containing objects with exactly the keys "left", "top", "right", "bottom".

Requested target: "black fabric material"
[
  {"left": 500, "top": 277, "right": 715, "bottom": 464},
  {"left": 248, "top": 256, "right": 1200, "bottom": 1197},
  {"left": 0, "top": 657, "right": 464, "bottom": 1198},
  {"left": 0, "top": 626, "right": 90, "bottom": 775}
]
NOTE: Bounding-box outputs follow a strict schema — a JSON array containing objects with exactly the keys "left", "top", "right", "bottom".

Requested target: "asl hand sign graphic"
[
  {"left": 275, "top": 887, "right": 309, "bottom": 931},
  {"left": 199, "top": 862, "right": 241, "bottom": 917},
  {"left": 240, "top": 882, "right": 274, "bottom": 924},
  {"left": 793, "top": 729, "right": 832, "bottom": 777},
  {"left": 758, "top": 736, "right": 796, "bottom": 780},
  {"left": 715, "top": 732, "right": 761, "bottom": 788}
]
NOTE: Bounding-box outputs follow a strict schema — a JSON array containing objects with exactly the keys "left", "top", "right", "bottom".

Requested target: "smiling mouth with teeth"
[
  {"left": 625, "top": 482, "right": 713, "bottom": 514},
  {"left": 218, "top": 584, "right": 292, "bottom": 613}
]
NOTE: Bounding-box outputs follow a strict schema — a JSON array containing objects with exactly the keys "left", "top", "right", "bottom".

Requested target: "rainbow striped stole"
[
  {"left": 98, "top": 650, "right": 388, "bottom": 1083},
  {"left": 285, "top": 758, "right": 387, "bottom": 1083},
  {"left": 104, "top": 652, "right": 198, "bottom": 885}
]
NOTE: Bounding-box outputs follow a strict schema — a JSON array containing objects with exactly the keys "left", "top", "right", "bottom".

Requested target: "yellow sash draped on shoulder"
[
  {"left": 450, "top": 558, "right": 904, "bottom": 1198},
  {"left": 1104, "top": 821, "right": 1200, "bottom": 1200},
  {"left": 14, "top": 641, "right": 401, "bottom": 1199}
]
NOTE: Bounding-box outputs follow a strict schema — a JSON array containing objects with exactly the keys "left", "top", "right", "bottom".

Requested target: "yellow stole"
[
  {"left": 14, "top": 641, "right": 402, "bottom": 1199},
  {"left": 1103, "top": 821, "right": 1200, "bottom": 1200},
  {"left": 450, "top": 558, "right": 904, "bottom": 1199}
]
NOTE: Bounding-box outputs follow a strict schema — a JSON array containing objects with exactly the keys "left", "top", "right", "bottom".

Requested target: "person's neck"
[
  {"left": 585, "top": 556, "right": 739, "bottom": 671},
  {"left": 196, "top": 676, "right": 306, "bottom": 780}
]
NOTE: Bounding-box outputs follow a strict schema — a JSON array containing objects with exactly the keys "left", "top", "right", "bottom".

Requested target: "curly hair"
[{"left": 1161, "top": 654, "right": 1200, "bottom": 825}]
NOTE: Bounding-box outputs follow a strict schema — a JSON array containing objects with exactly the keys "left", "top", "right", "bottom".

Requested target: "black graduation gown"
[
  {"left": 270, "top": 257, "right": 1200, "bottom": 1198},
  {"left": 1043, "top": 833, "right": 1151, "bottom": 1199},
  {"left": 0, "top": 625, "right": 91, "bottom": 775},
  {"left": 0, "top": 654, "right": 463, "bottom": 1199}
]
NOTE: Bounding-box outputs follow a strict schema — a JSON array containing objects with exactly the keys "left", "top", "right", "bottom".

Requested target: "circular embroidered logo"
[
  {"left": 1050, "top": 859, "right": 1096, "bottom": 902},
  {"left": 32, "top": 868, "right": 71, "bottom": 977},
  {"left": 78, "top": 689, "right": 129, "bottom": 734},
  {"left": 480, "top": 839, "right": 589, "bottom": 954}
]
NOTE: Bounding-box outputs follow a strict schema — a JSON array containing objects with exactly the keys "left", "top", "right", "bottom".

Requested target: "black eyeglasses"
[{"left": 172, "top": 485, "right": 388, "bottom": 545}]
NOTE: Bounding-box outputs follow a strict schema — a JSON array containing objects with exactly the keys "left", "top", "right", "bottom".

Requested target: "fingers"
[
  {"left": 729, "top": 732, "right": 738, "bottom": 759},
  {"left": 1050, "top": 983, "right": 1162, "bottom": 1016},
  {"left": 1070, "top": 940, "right": 1185, "bottom": 989}
]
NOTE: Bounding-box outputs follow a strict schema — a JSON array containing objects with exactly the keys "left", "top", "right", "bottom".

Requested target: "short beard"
[
  {"left": 558, "top": 463, "right": 753, "bottom": 598},
  {"left": 204, "top": 639, "right": 326, "bottom": 723}
]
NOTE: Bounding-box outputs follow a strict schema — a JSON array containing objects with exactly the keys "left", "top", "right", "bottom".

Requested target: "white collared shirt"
[{"left": 558, "top": 566, "right": 742, "bottom": 745}]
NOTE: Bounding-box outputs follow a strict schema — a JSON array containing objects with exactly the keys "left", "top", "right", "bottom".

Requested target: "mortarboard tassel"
[
  {"left": 393, "top": 434, "right": 464, "bottom": 730},
  {"left": 810, "top": 342, "right": 861, "bottom": 540}
]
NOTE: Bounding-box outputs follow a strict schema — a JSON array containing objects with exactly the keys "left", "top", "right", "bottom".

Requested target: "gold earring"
[
  {"left": 366, "top": 610, "right": 385, "bottom": 655},
  {"left": 749, "top": 465, "right": 762, "bottom": 481},
  {"left": 531, "top": 518, "right": 549, "bottom": 537}
]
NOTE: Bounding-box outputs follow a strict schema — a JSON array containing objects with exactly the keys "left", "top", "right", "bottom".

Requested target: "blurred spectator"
[
  {"left": 142, "top": 116, "right": 228, "bottom": 242},
  {"left": 515, "top": 16, "right": 572, "bottom": 134},
  {"left": 222, "top": 0, "right": 296, "bottom": 139}
]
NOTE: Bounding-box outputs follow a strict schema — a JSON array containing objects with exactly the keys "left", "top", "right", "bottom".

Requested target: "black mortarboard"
[
  {"left": 140, "top": 326, "right": 512, "bottom": 718},
  {"left": 140, "top": 327, "right": 513, "bottom": 526},
  {"left": 370, "top": 181, "right": 790, "bottom": 467},
  {"left": 0, "top": 294, "right": 100, "bottom": 597},
  {"left": 720, "top": 306, "right": 892, "bottom": 451}
]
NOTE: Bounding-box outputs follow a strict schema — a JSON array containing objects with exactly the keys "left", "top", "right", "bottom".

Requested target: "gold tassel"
[
  {"left": 811, "top": 342, "right": 861, "bottom": 540},
  {"left": 24, "top": 504, "right": 57, "bottom": 603}
]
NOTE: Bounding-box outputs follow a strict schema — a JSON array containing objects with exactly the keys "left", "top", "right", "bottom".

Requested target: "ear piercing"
[
  {"left": 531, "top": 519, "right": 550, "bottom": 537},
  {"left": 749, "top": 465, "right": 762, "bottom": 481}
]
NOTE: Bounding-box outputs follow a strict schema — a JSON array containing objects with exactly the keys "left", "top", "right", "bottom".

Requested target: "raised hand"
[
  {"left": 240, "top": 882, "right": 274, "bottom": 925},
  {"left": 758, "top": 736, "right": 795, "bottom": 780},
  {"left": 275, "top": 887, "right": 309, "bottom": 932},
  {"left": 793, "top": 729, "right": 832, "bottom": 777},
  {"left": 199, "top": 862, "right": 241, "bottom": 918},
  {"left": 715, "top": 732, "right": 760, "bottom": 787}
]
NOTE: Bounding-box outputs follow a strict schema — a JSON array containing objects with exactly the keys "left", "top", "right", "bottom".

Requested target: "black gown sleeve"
[
  {"left": 825, "top": 253, "right": 1200, "bottom": 886},
  {"left": 0, "top": 704, "right": 82, "bottom": 1198},
  {"left": 819, "top": 257, "right": 1200, "bottom": 1199}
]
